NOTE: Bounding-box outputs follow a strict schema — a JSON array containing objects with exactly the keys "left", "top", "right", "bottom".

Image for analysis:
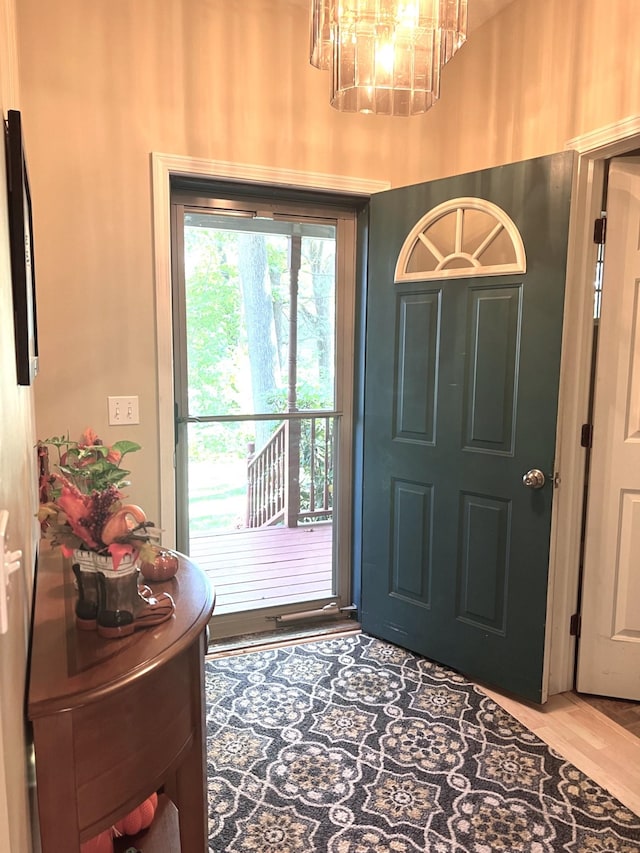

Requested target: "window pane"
[
  {"left": 186, "top": 418, "right": 335, "bottom": 615},
  {"left": 184, "top": 215, "right": 336, "bottom": 418},
  {"left": 186, "top": 418, "right": 335, "bottom": 535}
]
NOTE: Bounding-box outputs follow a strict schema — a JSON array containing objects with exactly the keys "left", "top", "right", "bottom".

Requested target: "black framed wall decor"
[{"left": 5, "top": 109, "right": 38, "bottom": 385}]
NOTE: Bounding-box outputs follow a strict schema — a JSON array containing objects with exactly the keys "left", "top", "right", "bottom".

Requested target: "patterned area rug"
[{"left": 205, "top": 634, "right": 640, "bottom": 852}]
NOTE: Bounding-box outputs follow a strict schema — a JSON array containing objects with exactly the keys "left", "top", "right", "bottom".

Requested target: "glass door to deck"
[{"left": 171, "top": 188, "right": 356, "bottom": 636}]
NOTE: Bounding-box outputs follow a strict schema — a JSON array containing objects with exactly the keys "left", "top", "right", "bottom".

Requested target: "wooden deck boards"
[{"left": 190, "top": 523, "right": 333, "bottom": 616}]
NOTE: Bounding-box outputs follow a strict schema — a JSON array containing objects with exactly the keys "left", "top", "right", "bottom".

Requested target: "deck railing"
[{"left": 246, "top": 416, "right": 333, "bottom": 528}]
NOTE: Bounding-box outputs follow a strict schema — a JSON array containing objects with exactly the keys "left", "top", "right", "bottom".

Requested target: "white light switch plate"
[{"left": 108, "top": 396, "right": 140, "bottom": 425}]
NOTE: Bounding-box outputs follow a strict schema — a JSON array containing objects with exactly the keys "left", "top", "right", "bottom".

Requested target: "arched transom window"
[{"left": 394, "top": 197, "right": 526, "bottom": 282}]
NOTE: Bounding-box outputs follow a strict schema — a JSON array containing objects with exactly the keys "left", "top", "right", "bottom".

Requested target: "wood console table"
[{"left": 28, "top": 547, "right": 215, "bottom": 852}]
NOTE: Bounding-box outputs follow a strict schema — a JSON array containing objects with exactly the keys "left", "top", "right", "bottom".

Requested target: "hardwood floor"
[
  {"left": 190, "top": 523, "right": 333, "bottom": 616},
  {"left": 480, "top": 685, "right": 640, "bottom": 817},
  {"left": 579, "top": 692, "right": 640, "bottom": 739}
]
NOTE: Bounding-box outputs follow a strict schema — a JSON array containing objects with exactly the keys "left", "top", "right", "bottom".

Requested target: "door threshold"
[{"left": 206, "top": 619, "right": 361, "bottom": 659}]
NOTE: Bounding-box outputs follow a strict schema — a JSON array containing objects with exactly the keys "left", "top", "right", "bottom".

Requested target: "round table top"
[{"left": 28, "top": 545, "right": 215, "bottom": 718}]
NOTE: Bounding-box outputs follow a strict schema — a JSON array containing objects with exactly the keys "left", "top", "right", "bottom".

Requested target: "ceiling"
[{"left": 468, "top": 0, "right": 514, "bottom": 31}]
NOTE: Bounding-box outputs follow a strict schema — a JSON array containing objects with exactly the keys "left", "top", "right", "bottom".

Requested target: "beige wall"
[
  {"left": 0, "top": 0, "right": 39, "bottom": 848},
  {"left": 13, "top": 0, "right": 640, "bottom": 525},
  {"left": 412, "top": 0, "right": 640, "bottom": 182}
]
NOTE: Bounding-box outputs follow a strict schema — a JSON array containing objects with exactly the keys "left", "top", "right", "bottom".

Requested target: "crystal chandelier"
[{"left": 309, "top": 0, "right": 468, "bottom": 116}]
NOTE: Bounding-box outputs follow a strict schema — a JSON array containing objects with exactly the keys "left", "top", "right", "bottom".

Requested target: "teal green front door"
[{"left": 360, "top": 153, "right": 575, "bottom": 703}]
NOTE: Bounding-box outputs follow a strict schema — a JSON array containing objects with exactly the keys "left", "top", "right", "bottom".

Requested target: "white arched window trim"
[{"left": 394, "top": 196, "right": 527, "bottom": 282}]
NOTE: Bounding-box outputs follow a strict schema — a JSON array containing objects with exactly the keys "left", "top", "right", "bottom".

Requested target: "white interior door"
[{"left": 577, "top": 156, "right": 640, "bottom": 700}]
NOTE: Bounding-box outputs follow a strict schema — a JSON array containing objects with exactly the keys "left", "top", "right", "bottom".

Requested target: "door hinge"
[
  {"left": 580, "top": 423, "right": 593, "bottom": 448},
  {"left": 569, "top": 612, "right": 582, "bottom": 637},
  {"left": 593, "top": 216, "right": 607, "bottom": 245}
]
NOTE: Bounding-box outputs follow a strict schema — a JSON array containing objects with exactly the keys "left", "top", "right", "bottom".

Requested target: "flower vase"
[
  {"left": 71, "top": 549, "right": 114, "bottom": 631},
  {"left": 72, "top": 549, "right": 175, "bottom": 639},
  {"left": 96, "top": 558, "right": 175, "bottom": 640}
]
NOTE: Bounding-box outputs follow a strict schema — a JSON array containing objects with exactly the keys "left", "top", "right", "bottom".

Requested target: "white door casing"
[
  {"left": 545, "top": 115, "right": 640, "bottom": 696},
  {"left": 576, "top": 157, "right": 640, "bottom": 700}
]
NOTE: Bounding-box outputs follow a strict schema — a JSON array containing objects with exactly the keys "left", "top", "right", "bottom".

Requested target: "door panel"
[
  {"left": 395, "top": 291, "right": 439, "bottom": 442},
  {"left": 577, "top": 157, "right": 640, "bottom": 700},
  {"left": 391, "top": 479, "right": 433, "bottom": 606},
  {"left": 464, "top": 285, "right": 521, "bottom": 453},
  {"left": 361, "top": 153, "right": 575, "bottom": 703},
  {"left": 457, "top": 492, "right": 509, "bottom": 633}
]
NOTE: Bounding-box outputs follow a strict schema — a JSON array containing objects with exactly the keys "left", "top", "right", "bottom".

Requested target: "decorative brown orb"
[{"left": 140, "top": 548, "right": 179, "bottom": 582}]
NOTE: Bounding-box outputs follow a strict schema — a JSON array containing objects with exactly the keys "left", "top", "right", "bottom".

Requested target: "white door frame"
[
  {"left": 546, "top": 115, "right": 640, "bottom": 694},
  {"left": 150, "top": 153, "right": 389, "bottom": 547}
]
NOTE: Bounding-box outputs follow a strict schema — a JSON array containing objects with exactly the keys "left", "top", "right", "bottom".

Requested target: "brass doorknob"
[{"left": 522, "top": 469, "right": 546, "bottom": 489}]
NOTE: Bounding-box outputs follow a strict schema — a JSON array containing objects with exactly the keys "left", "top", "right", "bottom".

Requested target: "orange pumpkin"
[
  {"left": 140, "top": 548, "right": 179, "bottom": 582},
  {"left": 80, "top": 828, "right": 114, "bottom": 853},
  {"left": 113, "top": 792, "right": 158, "bottom": 836}
]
